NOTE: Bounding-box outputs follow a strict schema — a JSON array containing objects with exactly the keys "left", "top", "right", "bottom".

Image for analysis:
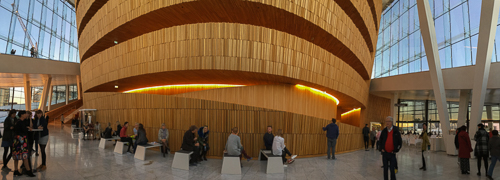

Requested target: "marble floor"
[{"left": 1, "top": 123, "right": 500, "bottom": 180}]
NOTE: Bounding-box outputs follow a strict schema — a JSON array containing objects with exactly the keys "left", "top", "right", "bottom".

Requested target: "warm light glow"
[
  {"left": 123, "top": 84, "right": 245, "bottom": 93},
  {"left": 341, "top": 108, "right": 361, "bottom": 116},
  {"left": 295, "top": 84, "right": 339, "bottom": 105}
]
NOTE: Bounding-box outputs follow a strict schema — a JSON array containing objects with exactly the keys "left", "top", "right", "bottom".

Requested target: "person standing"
[
  {"left": 370, "top": 127, "right": 377, "bottom": 149},
  {"left": 263, "top": 126, "right": 274, "bottom": 150},
  {"left": 119, "top": 122, "right": 134, "bottom": 153},
  {"left": 363, "top": 124, "right": 370, "bottom": 151},
  {"left": 182, "top": 125, "right": 200, "bottom": 166},
  {"left": 458, "top": 125, "right": 473, "bottom": 174},
  {"left": 322, "top": 118, "right": 339, "bottom": 160},
  {"left": 224, "top": 127, "right": 253, "bottom": 164},
  {"left": 30, "top": 47, "right": 35, "bottom": 57},
  {"left": 1, "top": 110, "right": 16, "bottom": 171},
  {"left": 12, "top": 111, "right": 35, "bottom": 177},
  {"left": 487, "top": 130, "right": 500, "bottom": 180},
  {"left": 420, "top": 123, "right": 430, "bottom": 171},
  {"left": 379, "top": 116, "right": 402, "bottom": 180},
  {"left": 197, "top": 126, "right": 210, "bottom": 161},
  {"left": 60, "top": 114, "right": 64, "bottom": 125},
  {"left": 158, "top": 123, "right": 169, "bottom": 157},
  {"left": 34, "top": 110, "right": 48, "bottom": 171},
  {"left": 10, "top": 49, "right": 16, "bottom": 55},
  {"left": 272, "top": 129, "right": 297, "bottom": 166},
  {"left": 474, "top": 123, "right": 490, "bottom": 176}
]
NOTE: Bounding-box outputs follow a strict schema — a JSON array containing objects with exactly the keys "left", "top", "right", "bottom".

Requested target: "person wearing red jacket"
[
  {"left": 458, "top": 125, "right": 473, "bottom": 174},
  {"left": 378, "top": 116, "right": 402, "bottom": 180}
]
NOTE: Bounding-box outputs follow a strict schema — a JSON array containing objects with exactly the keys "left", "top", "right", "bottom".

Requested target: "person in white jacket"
[{"left": 272, "top": 129, "right": 297, "bottom": 166}]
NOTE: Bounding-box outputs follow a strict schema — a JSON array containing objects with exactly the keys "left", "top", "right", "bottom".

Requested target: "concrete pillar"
[
  {"left": 417, "top": 0, "right": 453, "bottom": 154},
  {"left": 469, "top": 0, "right": 500, "bottom": 139},
  {"left": 39, "top": 75, "right": 52, "bottom": 112},
  {"left": 391, "top": 93, "right": 398, "bottom": 126},
  {"left": 76, "top": 75, "right": 82, "bottom": 100},
  {"left": 457, "top": 90, "right": 471, "bottom": 127},
  {"left": 23, "top": 74, "right": 31, "bottom": 111},
  {"left": 47, "top": 85, "right": 53, "bottom": 111},
  {"left": 65, "top": 84, "right": 69, "bottom": 105}
]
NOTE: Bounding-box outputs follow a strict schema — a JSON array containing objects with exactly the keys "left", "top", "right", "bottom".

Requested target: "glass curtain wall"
[
  {"left": 373, "top": 0, "right": 500, "bottom": 78},
  {"left": 397, "top": 99, "right": 500, "bottom": 135},
  {"left": 0, "top": 0, "right": 79, "bottom": 62}
]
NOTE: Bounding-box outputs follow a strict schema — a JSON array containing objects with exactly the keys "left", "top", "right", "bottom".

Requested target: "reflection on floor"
[{"left": 1, "top": 123, "right": 500, "bottom": 180}]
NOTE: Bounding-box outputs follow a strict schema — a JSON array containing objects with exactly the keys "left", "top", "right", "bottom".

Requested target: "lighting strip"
[
  {"left": 295, "top": 84, "right": 340, "bottom": 105},
  {"left": 341, "top": 108, "right": 361, "bottom": 116},
  {"left": 123, "top": 84, "right": 245, "bottom": 93}
]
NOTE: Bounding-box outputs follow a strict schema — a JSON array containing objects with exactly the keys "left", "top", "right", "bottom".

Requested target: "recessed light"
[
  {"left": 114, "top": 85, "right": 118, "bottom": 89},
  {"left": 114, "top": 41, "right": 118, "bottom": 44}
]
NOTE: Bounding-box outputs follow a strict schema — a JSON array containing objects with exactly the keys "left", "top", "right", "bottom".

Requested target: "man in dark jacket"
[
  {"left": 323, "top": 118, "right": 339, "bottom": 160},
  {"left": 487, "top": 130, "right": 500, "bottom": 179},
  {"left": 363, "top": 124, "right": 370, "bottom": 151},
  {"left": 181, "top": 125, "right": 200, "bottom": 166},
  {"left": 474, "top": 123, "right": 489, "bottom": 176},
  {"left": 379, "top": 116, "right": 402, "bottom": 180},
  {"left": 263, "top": 126, "right": 274, "bottom": 150}
]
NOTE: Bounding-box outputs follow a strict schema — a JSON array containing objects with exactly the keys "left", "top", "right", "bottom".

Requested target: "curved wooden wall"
[
  {"left": 80, "top": 23, "right": 369, "bottom": 108},
  {"left": 77, "top": 0, "right": 381, "bottom": 157},
  {"left": 85, "top": 92, "right": 362, "bottom": 158},
  {"left": 76, "top": 0, "right": 379, "bottom": 79}
]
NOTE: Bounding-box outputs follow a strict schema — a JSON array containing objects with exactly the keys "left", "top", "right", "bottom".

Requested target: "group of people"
[
  {"left": 454, "top": 123, "right": 500, "bottom": 180},
  {"left": 1, "top": 109, "right": 49, "bottom": 177},
  {"left": 180, "top": 125, "right": 211, "bottom": 166}
]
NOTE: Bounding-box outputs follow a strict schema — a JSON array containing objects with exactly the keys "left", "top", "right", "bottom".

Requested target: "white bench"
[
  {"left": 261, "top": 150, "right": 284, "bottom": 174},
  {"left": 99, "top": 136, "right": 121, "bottom": 149},
  {"left": 134, "top": 143, "right": 162, "bottom": 160},
  {"left": 114, "top": 141, "right": 131, "bottom": 154},
  {"left": 221, "top": 153, "right": 241, "bottom": 174},
  {"left": 172, "top": 150, "right": 193, "bottom": 170}
]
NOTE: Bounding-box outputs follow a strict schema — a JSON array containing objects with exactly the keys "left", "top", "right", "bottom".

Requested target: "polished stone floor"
[{"left": 1, "top": 123, "right": 500, "bottom": 179}]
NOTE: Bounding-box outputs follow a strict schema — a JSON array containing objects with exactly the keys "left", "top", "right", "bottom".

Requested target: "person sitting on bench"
[
  {"left": 83, "top": 122, "right": 90, "bottom": 140},
  {"left": 224, "top": 127, "right": 253, "bottom": 165},
  {"left": 158, "top": 123, "right": 169, "bottom": 157},
  {"left": 272, "top": 129, "right": 297, "bottom": 165},
  {"left": 120, "top": 122, "right": 134, "bottom": 153},
  {"left": 181, "top": 125, "right": 200, "bottom": 166},
  {"left": 133, "top": 124, "right": 148, "bottom": 154},
  {"left": 102, "top": 123, "right": 113, "bottom": 138}
]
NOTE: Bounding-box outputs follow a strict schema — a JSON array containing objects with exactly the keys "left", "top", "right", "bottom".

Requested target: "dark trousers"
[
  {"left": 120, "top": 137, "right": 133, "bottom": 152},
  {"left": 327, "top": 138, "right": 337, "bottom": 159},
  {"left": 382, "top": 152, "right": 397, "bottom": 180},
  {"left": 477, "top": 154, "right": 489, "bottom": 173},
  {"left": 239, "top": 149, "right": 251, "bottom": 160},
  {"left": 371, "top": 139, "right": 376, "bottom": 148},
  {"left": 190, "top": 147, "right": 200, "bottom": 164},
  {"left": 364, "top": 136, "right": 369, "bottom": 149},
  {"left": 3, "top": 146, "right": 12, "bottom": 167},
  {"left": 134, "top": 141, "right": 147, "bottom": 153},
  {"left": 265, "top": 146, "right": 272, "bottom": 150},
  {"left": 421, "top": 150, "right": 426, "bottom": 168},
  {"left": 281, "top": 147, "right": 292, "bottom": 163}
]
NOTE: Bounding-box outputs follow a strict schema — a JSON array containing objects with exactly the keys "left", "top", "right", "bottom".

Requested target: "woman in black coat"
[{"left": 1, "top": 110, "right": 16, "bottom": 170}]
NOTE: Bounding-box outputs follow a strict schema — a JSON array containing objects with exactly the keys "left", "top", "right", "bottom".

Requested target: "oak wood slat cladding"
[
  {"left": 80, "top": 23, "right": 370, "bottom": 108},
  {"left": 77, "top": 0, "right": 379, "bottom": 80},
  {"left": 76, "top": 0, "right": 109, "bottom": 37},
  {"left": 84, "top": 92, "right": 363, "bottom": 158}
]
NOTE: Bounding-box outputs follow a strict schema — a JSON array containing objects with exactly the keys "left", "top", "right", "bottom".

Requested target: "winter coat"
[
  {"left": 474, "top": 128, "right": 490, "bottom": 156},
  {"left": 458, "top": 131, "right": 473, "bottom": 158}
]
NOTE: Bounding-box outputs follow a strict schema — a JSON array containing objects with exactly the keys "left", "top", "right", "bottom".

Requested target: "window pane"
[
  {"left": 390, "top": 44, "right": 399, "bottom": 76},
  {"left": 468, "top": 0, "right": 482, "bottom": 35},
  {"left": 452, "top": 39, "right": 467, "bottom": 67},
  {"left": 450, "top": 5, "right": 465, "bottom": 44}
]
